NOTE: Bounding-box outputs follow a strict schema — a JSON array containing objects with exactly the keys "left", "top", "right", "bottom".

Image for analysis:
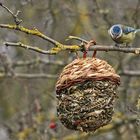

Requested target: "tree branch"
[
  {"left": 0, "top": 3, "right": 61, "bottom": 46},
  {"left": 4, "top": 42, "right": 56, "bottom": 55},
  {"left": 4, "top": 41, "right": 140, "bottom": 55},
  {"left": 0, "top": 24, "right": 61, "bottom": 46},
  {"left": 119, "top": 70, "right": 140, "bottom": 76},
  {"left": 67, "top": 36, "right": 140, "bottom": 54},
  {"left": 4, "top": 41, "right": 80, "bottom": 54},
  {"left": 89, "top": 45, "right": 140, "bottom": 54},
  {"left": 67, "top": 35, "right": 88, "bottom": 43},
  {"left": 0, "top": 4, "right": 140, "bottom": 55},
  {"left": 0, "top": 2, "right": 22, "bottom": 25},
  {"left": 0, "top": 73, "right": 58, "bottom": 79},
  {"left": 12, "top": 58, "right": 65, "bottom": 67}
]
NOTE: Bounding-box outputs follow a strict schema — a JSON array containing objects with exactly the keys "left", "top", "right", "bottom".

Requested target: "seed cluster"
[
  {"left": 56, "top": 58, "right": 120, "bottom": 132},
  {"left": 56, "top": 80, "right": 118, "bottom": 132}
]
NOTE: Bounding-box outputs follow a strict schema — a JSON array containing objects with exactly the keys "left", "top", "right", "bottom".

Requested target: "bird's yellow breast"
[{"left": 113, "top": 32, "right": 135, "bottom": 44}]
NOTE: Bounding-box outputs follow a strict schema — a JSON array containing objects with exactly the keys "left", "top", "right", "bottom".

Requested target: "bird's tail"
[{"left": 135, "top": 29, "right": 140, "bottom": 33}]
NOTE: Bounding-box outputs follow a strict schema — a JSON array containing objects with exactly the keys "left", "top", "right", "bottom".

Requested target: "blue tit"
[{"left": 108, "top": 24, "right": 140, "bottom": 46}]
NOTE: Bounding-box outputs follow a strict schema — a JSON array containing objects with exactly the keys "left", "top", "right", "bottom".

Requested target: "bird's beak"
[
  {"left": 116, "top": 35, "right": 120, "bottom": 39},
  {"left": 113, "top": 34, "right": 119, "bottom": 39}
]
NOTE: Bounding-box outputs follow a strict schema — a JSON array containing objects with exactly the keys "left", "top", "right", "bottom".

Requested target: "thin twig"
[
  {"left": 0, "top": 2, "right": 22, "bottom": 25},
  {"left": 0, "top": 24, "right": 60, "bottom": 46},
  {"left": 0, "top": 3, "right": 60, "bottom": 46},
  {"left": 89, "top": 45, "right": 140, "bottom": 54},
  {"left": 12, "top": 59, "right": 65, "bottom": 67},
  {"left": 119, "top": 70, "right": 140, "bottom": 76},
  {"left": 0, "top": 73, "right": 58, "bottom": 79},
  {"left": 67, "top": 35, "right": 88, "bottom": 43},
  {"left": 4, "top": 41, "right": 80, "bottom": 55},
  {"left": 4, "top": 42, "right": 56, "bottom": 55}
]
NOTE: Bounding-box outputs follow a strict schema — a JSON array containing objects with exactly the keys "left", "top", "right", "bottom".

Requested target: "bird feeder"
[{"left": 56, "top": 57, "right": 120, "bottom": 132}]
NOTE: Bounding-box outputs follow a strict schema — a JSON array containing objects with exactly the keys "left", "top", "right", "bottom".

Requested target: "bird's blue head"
[{"left": 109, "top": 24, "right": 122, "bottom": 39}]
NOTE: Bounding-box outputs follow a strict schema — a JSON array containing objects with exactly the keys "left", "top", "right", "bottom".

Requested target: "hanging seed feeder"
[{"left": 56, "top": 57, "right": 120, "bottom": 132}]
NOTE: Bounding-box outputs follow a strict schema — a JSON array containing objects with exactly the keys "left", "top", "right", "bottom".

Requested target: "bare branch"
[
  {"left": 4, "top": 41, "right": 80, "bottom": 55},
  {"left": 89, "top": 45, "right": 140, "bottom": 54},
  {"left": 0, "top": 3, "right": 22, "bottom": 25},
  {"left": 1, "top": 23, "right": 140, "bottom": 55},
  {"left": 67, "top": 36, "right": 140, "bottom": 54},
  {"left": 67, "top": 35, "right": 88, "bottom": 43},
  {"left": 4, "top": 41, "right": 140, "bottom": 55},
  {"left": 0, "top": 73, "right": 58, "bottom": 79},
  {"left": 12, "top": 59, "right": 65, "bottom": 67},
  {"left": 4, "top": 42, "right": 56, "bottom": 55},
  {"left": 0, "top": 24, "right": 60, "bottom": 46},
  {"left": 0, "top": 24, "right": 81, "bottom": 54},
  {"left": 119, "top": 70, "right": 140, "bottom": 76}
]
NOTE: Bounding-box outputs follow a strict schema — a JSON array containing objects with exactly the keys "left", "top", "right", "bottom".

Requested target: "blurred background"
[{"left": 0, "top": 0, "right": 140, "bottom": 140}]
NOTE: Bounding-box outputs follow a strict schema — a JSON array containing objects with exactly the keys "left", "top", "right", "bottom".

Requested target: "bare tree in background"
[{"left": 0, "top": 0, "right": 140, "bottom": 140}]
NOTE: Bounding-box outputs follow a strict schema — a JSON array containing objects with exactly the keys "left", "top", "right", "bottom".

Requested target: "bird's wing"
[{"left": 123, "top": 26, "right": 135, "bottom": 34}]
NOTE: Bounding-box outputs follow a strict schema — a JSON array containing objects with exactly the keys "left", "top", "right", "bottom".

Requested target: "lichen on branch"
[{"left": 0, "top": 3, "right": 140, "bottom": 56}]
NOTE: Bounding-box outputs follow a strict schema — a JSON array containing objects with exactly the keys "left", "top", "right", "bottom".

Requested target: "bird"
[{"left": 108, "top": 24, "right": 140, "bottom": 46}]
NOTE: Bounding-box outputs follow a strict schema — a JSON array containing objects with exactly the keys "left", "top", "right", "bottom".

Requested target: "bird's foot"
[
  {"left": 125, "top": 43, "right": 131, "bottom": 48},
  {"left": 115, "top": 43, "right": 120, "bottom": 47},
  {"left": 115, "top": 44, "right": 127, "bottom": 48}
]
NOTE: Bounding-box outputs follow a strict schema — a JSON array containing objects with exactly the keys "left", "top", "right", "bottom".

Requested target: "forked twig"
[{"left": 0, "top": 2, "right": 22, "bottom": 25}]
